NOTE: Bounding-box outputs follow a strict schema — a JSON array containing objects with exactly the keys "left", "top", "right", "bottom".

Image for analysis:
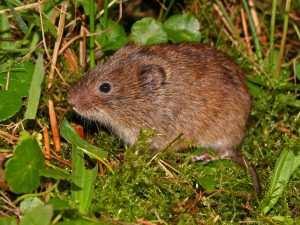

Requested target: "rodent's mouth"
[
  {"left": 72, "top": 107, "right": 86, "bottom": 117},
  {"left": 71, "top": 106, "right": 95, "bottom": 121}
]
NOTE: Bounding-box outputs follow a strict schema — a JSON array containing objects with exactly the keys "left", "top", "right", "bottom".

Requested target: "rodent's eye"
[{"left": 99, "top": 82, "right": 111, "bottom": 93}]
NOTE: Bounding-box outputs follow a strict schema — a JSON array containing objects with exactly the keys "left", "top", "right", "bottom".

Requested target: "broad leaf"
[
  {"left": 0, "top": 217, "right": 17, "bottom": 225},
  {"left": 5, "top": 137, "right": 45, "bottom": 193},
  {"left": 0, "top": 91, "right": 22, "bottom": 121},
  {"left": 19, "top": 205, "right": 53, "bottom": 225},
  {"left": 96, "top": 19, "right": 128, "bottom": 51},
  {"left": 0, "top": 62, "right": 34, "bottom": 121},
  {"left": 0, "top": 62, "right": 34, "bottom": 97},
  {"left": 20, "top": 197, "right": 44, "bottom": 214},
  {"left": 164, "top": 14, "right": 201, "bottom": 43},
  {"left": 48, "top": 198, "right": 71, "bottom": 211},
  {"left": 130, "top": 17, "right": 168, "bottom": 45}
]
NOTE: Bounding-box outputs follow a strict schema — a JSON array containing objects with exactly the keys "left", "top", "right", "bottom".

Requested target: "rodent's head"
[{"left": 68, "top": 45, "right": 171, "bottom": 128}]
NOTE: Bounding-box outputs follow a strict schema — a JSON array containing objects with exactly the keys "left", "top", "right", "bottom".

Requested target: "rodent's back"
[{"left": 130, "top": 44, "right": 250, "bottom": 149}]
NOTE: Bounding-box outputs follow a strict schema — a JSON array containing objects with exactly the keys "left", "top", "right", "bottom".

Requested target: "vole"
[{"left": 68, "top": 44, "right": 260, "bottom": 193}]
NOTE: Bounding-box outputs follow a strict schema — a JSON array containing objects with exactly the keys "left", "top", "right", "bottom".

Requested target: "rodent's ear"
[{"left": 138, "top": 64, "right": 167, "bottom": 91}]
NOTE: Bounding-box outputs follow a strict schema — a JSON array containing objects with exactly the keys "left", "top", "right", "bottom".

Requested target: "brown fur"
[{"left": 68, "top": 44, "right": 260, "bottom": 193}]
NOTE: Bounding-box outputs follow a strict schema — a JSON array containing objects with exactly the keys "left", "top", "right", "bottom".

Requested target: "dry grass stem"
[
  {"left": 38, "top": 0, "right": 51, "bottom": 60},
  {"left": 241, "top": 8, "right": 253, "bottom": 55},
  {"left": 79, "top": 25, "right": 87, "bottom": 68},
  {"left": 0, "top": 1, "right": 43, "bottom": 14},
  {"left": 48, "top": 99, "right": 61, "bottom": 154},
  {"left": 0, "top": 130, "right": 18, "bottom": 145},
  {"left": 43, "top": 127, "right": 51, "bottom": 160},
  {"left": 248, "top": 0, "right": 261, "bottom": 35},
  {"left": 48, "top": 2, "right": 68, "bottom": 89},
  {"left": 213, "top": 4, "right": 232, "bottom": 36}
]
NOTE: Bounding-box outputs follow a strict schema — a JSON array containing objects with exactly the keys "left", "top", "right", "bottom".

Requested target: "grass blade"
[
  {"left": 24, "top": 53, "right": 44, "bottom": 120},
  {"left": 88, "top": 0, "right": 96, "bottom": 68},
  {"left": 71, "top": 144, "right": 97, "bottom": 215},
  {"left": 261, "top": 148, "right": 300, "bottom": 214},
  {"left": 274, "top": 0, "right": 292, "bottom": 77},
  {"left": 242, "top": 0, "right": 263, "bottom": 61},
  {"left": 60, "top": 119, "right": 108, "bottom": 159},
  {"left": 269, "top": 0, "right": 277, "bottom": 52}
]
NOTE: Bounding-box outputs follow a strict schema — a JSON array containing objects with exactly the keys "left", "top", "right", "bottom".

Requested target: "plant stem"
[
  {"left": 269, "top": 0, "right": 277, "bottom": 52},
  {"left": 89, "top": 0, "right": 95, "bottom": 68},
  {"left": 242, "top": 0, "right": 263, "bottom": 62},
  {"left": 275, "top": 0, "right": 292, "bottom": 77},
  {"left": 162, "top": 0, "right": 175, "bottom": 20},
  {"left": 103, "top": 0, "right": 109, "bottom": 27}
]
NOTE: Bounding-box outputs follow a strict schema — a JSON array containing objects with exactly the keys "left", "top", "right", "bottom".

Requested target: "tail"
[{"left": 230, "top": 151, "right": 261, "bottom": 195}]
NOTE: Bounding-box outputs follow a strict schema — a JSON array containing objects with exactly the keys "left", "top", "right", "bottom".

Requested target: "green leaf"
[
  {"left": 163, "top": 13, "right": 201, "bottom": 43},
  {"left": 0, "top": 91, "right": 22, "bottom": 121},
  {"left": 5, "top": 137, "right": 45, "bottom": 193},
  {"left": 0, "top": 12, "right": 14, "bottom": 50},
  {"left": 0, "top": 217, "right": 17, "bottom": 225},
  {"left": 48, "top": 198, "right": 71, "bottom": 211},
  {"left": 261, "top": 148, "right": 300, "bottom": 214},
  {"left": 60, "top": 119, "right": 108, "bottom": 159},
  {"left": 19, "top": 205, "right": 53, "bottom": 225},
  {"left": 0, "top": 61, "right": 35, "bottom": 121},
  {"left": 40, "top": 165, "right": 71, "bottom": 181},
  {"left": 130, "top": 17, "right": 168, "bottom": 45},
  {"left": 96, "top": 19, "right": 128, "bottom": 51},
  {"left": 60, "top": 119, "right": 108, "bottom": 214},
  {"left": 71, "top": 145, "right": 98, "bottom": 214},
  {"left": 0, "top": 61, "right": 34, "bottom": 97},
  {"left": 20, "top": 197, "right": 44, "bottom": 214},
  {"left": 24, "top": 53, "right": 45, "bottom": 120}
]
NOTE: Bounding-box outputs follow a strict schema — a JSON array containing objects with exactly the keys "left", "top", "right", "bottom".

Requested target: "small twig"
[
  {"left": 59, "top": 35, "right": 83, "bottom": 55},
  {"left": 43, "top": 127, "right": 51, "bottom": 160},
  {"left": 248, "top": 0, "right": 261, "bottom": 35},
  {"left": 48, "top": 155, "right": 71, "bottom": 167},
  {"left": 48, "top": 99, "right": 61, "bottom": 154},
  {"left": 96, "top": 0, "right": 120, "bottom": 19},
  {"left": 48, "top": 2, "right": 68, "bottom": 89},
  {"left": 58, "top": 31, "right": 106, "bottom": 55},
  {"left": 147, "top": 133, "right": 183, "bottom": 165},
  {"left": 0, "top": 1, "right": 43, "bottom": 14},
  {"left": 0, "top": 130, "right": 18, "bottom": 145},
  {"left": 117, "top": 0, "right": 123, "bottom": 22},
  {"left": 213, "top": 4, "right": 234, "bottom": 37},
  {"left": 38, "top": 0, "right": 51, "bottom": 60},
  {"left": 79, "top": 25, "right": 87, "bottom": 68},
  {"left": 240, "top": 8, "right": 253, "bottom": 56}
]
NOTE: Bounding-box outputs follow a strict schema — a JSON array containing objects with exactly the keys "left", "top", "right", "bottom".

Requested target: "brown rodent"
[{"left": 68, "top": 43, "right": 260, "bottom": 193}]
